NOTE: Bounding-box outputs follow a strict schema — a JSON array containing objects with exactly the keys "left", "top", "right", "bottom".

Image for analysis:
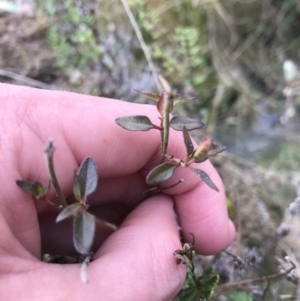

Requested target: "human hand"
[{"left": 0, "top": 83, "right": 235, "bottom": 300}]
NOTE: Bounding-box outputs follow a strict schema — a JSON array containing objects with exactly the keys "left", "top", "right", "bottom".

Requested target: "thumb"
[
  {"left": 91, "top": 194, "right": 185, "bottom": 300},
  {"left": 4, "top": 195, "right": 185, "bottom": 301}
]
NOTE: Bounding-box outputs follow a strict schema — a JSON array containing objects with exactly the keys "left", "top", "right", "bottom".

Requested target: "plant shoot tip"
[{"left": 44, "top": 139, "right": 55, "bottom": 155}]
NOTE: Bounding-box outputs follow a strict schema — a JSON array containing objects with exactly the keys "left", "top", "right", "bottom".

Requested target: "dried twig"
[{"left": 0, "top": 68, "right": 57, "bottom": 90}]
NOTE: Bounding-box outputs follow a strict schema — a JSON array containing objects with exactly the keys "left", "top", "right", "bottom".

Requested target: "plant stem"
[
  {"left": 45, "top": 140, "right": 67, "bottom": 208},
  {"left": 216, "top": 260, "right": 296, "bottom": 290},
  {"left": 120, "top": 0, "right": 161, "bottom": 91},
  {"left": 160, "top": 178, "right": 183, "bottom": 190}
]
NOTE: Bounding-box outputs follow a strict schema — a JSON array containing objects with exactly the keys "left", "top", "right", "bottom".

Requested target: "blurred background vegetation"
[{"left": 1, "top": 0, "right": 300, "bottom": 300}]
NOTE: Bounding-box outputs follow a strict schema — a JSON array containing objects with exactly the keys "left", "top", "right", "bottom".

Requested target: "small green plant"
[
  {"left": 173, "top": 235, "right": 219, "bottom": 301},
  {"left": 173, "top": 236, "right": 299, "bottom": 301},
  {"left": 55, "top": 156, "right": 97, "bottom": 256},
  {"left": 128, "top": 0, "right": 212, "bottom": 94},
  {"left": 16, "top": 140, "right": 98, "bottom": 283},
  {"left": 37, "top": 0, "right": 100, "bottom": 69},
  {"left": 115, "top": 78, "right": 226, "bottom": 192}
]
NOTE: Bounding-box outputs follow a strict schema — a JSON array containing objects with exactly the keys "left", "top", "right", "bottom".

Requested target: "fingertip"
[
  {"left": 181, "top": 219, "right": 235, "bottom": 255},
  {"left": 174, "top": 161, "right": 235, "bottom": 255},
  {"left": 91, "top": 195, "right": 186, "bottom": 300}
]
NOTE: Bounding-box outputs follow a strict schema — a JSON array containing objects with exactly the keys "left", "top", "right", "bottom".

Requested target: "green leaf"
[
  {"left": 78, "top": 157, "right": 98, "bottom": 199},
  {"left": 115, "top": 115, "right": 158, "bottom": 131},
  {"left": 183, "top": 267, "right": 198, "bottom": 288},
  {"left": 146, "top": 162, "right": 178, "bottom": 185},
  {"left": 56, "top": 203, "right": 81, "bottom": 223},
  {"left": 183, "top": 126, "right": 194, "bottom": 157},
  {"left": 190, "top": 168, "right": 219, "bottom": 192},
  {"left": 178, "top": 268, "right": 199, "bottom": 301},
  {"left": 133, "top": 89, "right": 160, "bottom": 102},
  {"left": 178, "top": 267, "right": 219, "bottom": 301},
  {"left": 178, "top": 286, "right": 200, "bottom": 301},
  {"left": 170, "top": 116, "right": 204, "bottom": 131},
  {"left": 73, "top": 211, "right": 96, "bottom": 255},
  {"left": 16, "top": 180, "right": 48, "bottom": 199},
  {"left": 197, "top": 267, "right": 219, "bottom": 300}
]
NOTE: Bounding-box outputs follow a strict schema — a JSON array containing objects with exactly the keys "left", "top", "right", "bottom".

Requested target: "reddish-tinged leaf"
[
  {"left": 157, "top": 91, "right": 170, "bottom": 115},
  {"left": 16, "top": 180, "right": 48, "bottom": 199},
  {"left": 146, "top": 162, "right": 178, "bottom": 185},
  {"left": 192, "top": 140, "right": 226, "bottom": 163},
  {"left": 115, "top": 115, "right": 158, "bottom": 131},
  {"left": 73, "top": 211, "right": 96, "bottom": 255},
  {"left": 56, "top": 203, "right": 81, "bottom": 223},
  {"left": 157, "top": 92, "right": 174, "bottom": 157},
  {"left": 183, "top": 126, "right": 194, "bottom": 157},
  {"left": 190, "top": 168, "right": 219, "bottom": 192},
  {"left": 193, "top": 138, "right": 212, "bottom": 163},
  {"left": 170, "top": 115, "right": 204, "bottom": 131},
  {"left": 133, "top": 89, "right": 160, "bottom": 102}
]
